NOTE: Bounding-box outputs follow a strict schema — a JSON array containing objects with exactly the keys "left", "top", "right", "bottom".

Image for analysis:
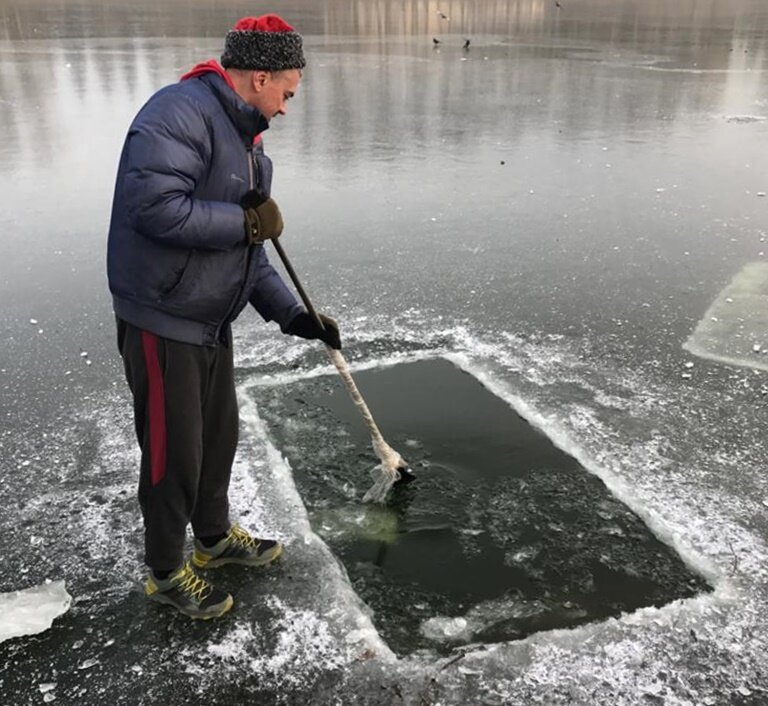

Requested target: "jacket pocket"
[
  {"left": 159, "top": 250, "right": 194, "bottom": 300},
  {"left": 160, "top": 248, "right": 247, "bottom": 324}
]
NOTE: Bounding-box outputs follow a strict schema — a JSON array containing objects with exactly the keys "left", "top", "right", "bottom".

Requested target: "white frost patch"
[
  {"left": 257, "top": 597, "right": 350, "bottom": 683},
  {"left": 0, "top": 581, "right": 71, "bottom": 643},
  {"left": 205, "top": 621, "right": 260, "bottom": 661},
  {"left": 684, "top": 261, "right": 768, "bottom": 372},
  {"left": 185, "top": 600, "right": 357, "bottom": 692}
]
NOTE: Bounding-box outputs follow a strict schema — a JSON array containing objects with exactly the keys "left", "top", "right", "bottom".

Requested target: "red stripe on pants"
[{"left": 141, "top": 331, "right": 167, "bottom": 486}]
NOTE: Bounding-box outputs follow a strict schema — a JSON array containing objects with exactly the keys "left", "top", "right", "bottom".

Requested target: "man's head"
[{"left": 221, "top": 15, "right": 305, "bottom": 119}]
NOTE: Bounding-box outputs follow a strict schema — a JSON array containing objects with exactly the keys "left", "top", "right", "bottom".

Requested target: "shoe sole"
[
  {"left": 193, "top": 542, "right": 283, "bottom": 570},
  {"left": 148, "top": 592, "right": 234, "bottom": 620}
]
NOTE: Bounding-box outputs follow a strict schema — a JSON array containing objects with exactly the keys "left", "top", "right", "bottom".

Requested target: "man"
[{"left": 107, "top": 14, "right": 340, "bottom": 619}]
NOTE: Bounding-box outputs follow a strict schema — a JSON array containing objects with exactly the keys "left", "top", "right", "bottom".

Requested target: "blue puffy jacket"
[{"left": 107, "top": 67, "right": 302, "bottom": 346}]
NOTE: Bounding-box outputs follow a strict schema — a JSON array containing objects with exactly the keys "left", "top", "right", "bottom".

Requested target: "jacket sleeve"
[
  {"left": 248, "top": 246, "right": 304, "bottom": 329},
  {"left": 120, "top": 91, "right": 246, "bottom": 251}
]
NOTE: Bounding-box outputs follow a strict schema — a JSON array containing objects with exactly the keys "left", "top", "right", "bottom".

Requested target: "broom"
[{"left": 271, "top": 240, "right": 415, "bottom": 503}]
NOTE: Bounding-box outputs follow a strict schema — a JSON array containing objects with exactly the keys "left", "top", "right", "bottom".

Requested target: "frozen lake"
[{"left": 1, "top": 0, "right": 768, "bottom": 703}]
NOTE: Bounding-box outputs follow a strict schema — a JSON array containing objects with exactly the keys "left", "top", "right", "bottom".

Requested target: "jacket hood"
[
  {"left": 180, "top": 60, "right": 264, "bottom": 144},
  {"left": 180, "top": 59, "right": 236, "bottom": 89}
]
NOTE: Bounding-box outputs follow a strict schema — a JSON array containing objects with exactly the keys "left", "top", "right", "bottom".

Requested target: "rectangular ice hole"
[{"left": 256, "top": 357, "right": 710, "bottom": 655}]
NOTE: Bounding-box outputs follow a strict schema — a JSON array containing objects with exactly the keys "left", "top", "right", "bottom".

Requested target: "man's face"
[{"left": 251, "top": 69, "right": 301, "bottom": 119}]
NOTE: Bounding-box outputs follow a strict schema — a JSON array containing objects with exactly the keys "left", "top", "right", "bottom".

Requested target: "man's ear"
[{"left": 252, "top": 70, "right": 270, "bottom": 92}]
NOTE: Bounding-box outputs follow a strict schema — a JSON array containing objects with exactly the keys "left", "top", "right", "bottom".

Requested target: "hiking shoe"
[
  {"left": 144, "top": 562, "right": 233, "bottom": 619},
  {"left": 192, "top": 525, "right": 283, "bottom": 569}
]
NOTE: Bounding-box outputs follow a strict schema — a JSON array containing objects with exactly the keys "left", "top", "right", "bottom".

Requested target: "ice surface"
[
  {"left": 0, "top": 581, "right": 71, "bottom": 643},
  {"left": 685, "top": 261, "right": 768, "bottom": 371},
  {"left": 4, "top": 4, "right": 768, "bottom": 700}
]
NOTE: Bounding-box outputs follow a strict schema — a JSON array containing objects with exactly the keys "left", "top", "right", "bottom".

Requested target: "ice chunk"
[
  {"left": 725, "top": 114, "right": 767, "bottom": 123},
  {"left": 421, "top": 616, "right": 471, "bottom": 642},
  {"left": 0, "top": 581, "right": 71, "bottom": 643},
  {"left": 684, "top": 261, "right": 768, "bottom": 371}
]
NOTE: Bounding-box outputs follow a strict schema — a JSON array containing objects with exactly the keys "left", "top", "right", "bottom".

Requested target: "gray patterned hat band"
[{"left": 221, "top": 15, "right": 306, "bottom": 71}]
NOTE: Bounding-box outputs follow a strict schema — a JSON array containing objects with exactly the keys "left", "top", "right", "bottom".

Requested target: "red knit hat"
[{"left": 221, "top": 14, "right": 305, "bottom": 71}]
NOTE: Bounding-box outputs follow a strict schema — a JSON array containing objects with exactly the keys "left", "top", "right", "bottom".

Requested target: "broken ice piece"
[
  {"left": 643, "top": 681, "right": 664, "bottom": 696},
  {"left": 78, "top": 658, "right": 99, "bottom": 670},
  {"left": 43, "top": 695, "right": 56, "bottom": 704},
  {"left": 0, "top": 582, "right": 71, "bottom": 643},
  {"left": 29, "top": 318, "right": 38, "bottom": 324},
  {"left": 39, "top": 683, "right": 56, "bottom": 694},
  {"left": 458, "top": 666, "right": 484, "bottom": 676},
  {"left": 753, "top": 344, "right": 762, "bottom": 353},
  {"left": 757, "top": 192, "right": 766, "bottom": 198},
  {"left": 681, "top": 373, "right": 692, "bottom": 379},
  {"left": 684, "top": 361, "right": 694, "bottom": 369},
  {"left": 738, "top": 686, "right": 752, "bottom": 696},
  {"left": 80, "top": 351, "right": 88, "bottom": 358}
]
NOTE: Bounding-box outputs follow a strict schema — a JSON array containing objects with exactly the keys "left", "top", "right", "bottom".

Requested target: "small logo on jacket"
[{"left": 230, "top": 173, "right": 246, "bottom": 183}]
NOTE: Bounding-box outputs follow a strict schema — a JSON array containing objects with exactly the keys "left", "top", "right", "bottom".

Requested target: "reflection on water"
[
  {"left": 1, "top": 0, "right": 768, "bottom": 40},
  {"left": 1, "top": 1, "right": 766, "bottom": 179}
]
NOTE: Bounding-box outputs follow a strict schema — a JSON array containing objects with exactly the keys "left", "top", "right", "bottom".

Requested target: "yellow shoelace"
[
  {"left": 177, "top": 565, "right": 212, "bottom": 602},
  {"left": 230, "top": 525, "right": 259, "bottom": 550}
]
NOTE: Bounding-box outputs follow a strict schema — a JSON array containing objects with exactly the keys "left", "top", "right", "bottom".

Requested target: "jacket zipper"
[{"left": 214, "top": 145, "right": 257, "bottom": 344}]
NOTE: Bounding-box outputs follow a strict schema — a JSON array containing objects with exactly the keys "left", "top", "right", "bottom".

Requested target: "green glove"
[{"left": 241, "top": 189, "right": 284, "bottom": 243}]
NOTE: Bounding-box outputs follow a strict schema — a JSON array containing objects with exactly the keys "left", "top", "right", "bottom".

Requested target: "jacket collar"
[{"left": 198, "top": 71, "right": 270, "bottom": 144}]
